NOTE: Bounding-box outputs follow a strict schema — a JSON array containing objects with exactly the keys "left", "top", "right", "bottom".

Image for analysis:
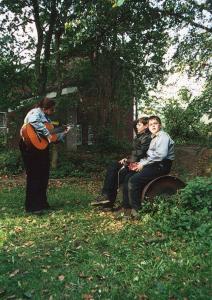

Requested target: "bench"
[{"left": 141, "top": 175, "right": 186, "bottom": 201}]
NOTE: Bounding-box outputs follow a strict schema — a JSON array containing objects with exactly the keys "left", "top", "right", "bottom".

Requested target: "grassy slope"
[{"left": 0, "top": 181, "right": 211, "bottom": 300}]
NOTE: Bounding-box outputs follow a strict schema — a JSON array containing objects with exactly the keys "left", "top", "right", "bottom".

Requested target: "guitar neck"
[{"left": 50, "top": 127, "right": 65, "bottom": 134}]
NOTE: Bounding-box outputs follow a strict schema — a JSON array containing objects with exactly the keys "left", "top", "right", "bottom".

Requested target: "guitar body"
[{"left": 21, "top": 122, "right": 58, "bottom": 150}]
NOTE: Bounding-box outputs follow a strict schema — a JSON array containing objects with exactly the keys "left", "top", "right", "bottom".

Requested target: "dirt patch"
[{"left": 172, "top": 145, "right": 212, "bottom": 179}]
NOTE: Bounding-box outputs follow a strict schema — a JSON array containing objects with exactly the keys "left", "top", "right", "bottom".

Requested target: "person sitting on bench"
[
  {"left": 91, "top": 117, "right": 151, "bottom": 209},
  {"left": 120, "top": 115, "right": 175, "bottom": 219}
]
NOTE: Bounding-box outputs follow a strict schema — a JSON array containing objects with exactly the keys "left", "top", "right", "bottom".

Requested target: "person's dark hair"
[
  {"left": 148, "top": 115, "right": 161, "bottom": 125},
  {"left": 36, "top": 97, "right": 56, "bottom": 109},
  {"left": 133, "top": 116, "right": 149, "bottom": 134},
  {"left": 137, "top": 117, "right": 149, "bottom": 125},
  {"left": 133, "top": 120, "right": 138, "bottom": 134}
]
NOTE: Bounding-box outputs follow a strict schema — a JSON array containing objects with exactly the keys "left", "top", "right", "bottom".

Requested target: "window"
[
  {"left": 0, "top": 112, "right": 7, "bottom": 144},
  {"left": 88, "top": 126, "right": 94, "bottom": 145},
  {"left": 76, "top": 125, "right": 82, "bottom": 145}
]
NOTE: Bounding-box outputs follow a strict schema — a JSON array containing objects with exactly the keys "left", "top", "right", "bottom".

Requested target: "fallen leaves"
[
  {"left": 78, "top": 272, "right": 93, "bottom": 281},
  {"left": 82, "top": 294, "right": 94, "bottom": 300},
  {"left": 0, "top": 289, "right": 6, "bottom": 297},
  {"left": 58, "top": 275, "right": 65, "bottom": 281},
  {"left": 102, "top": 251, "right": 111, "bottom": 257},
  {"left": 23, "top": 241, "right": 34, "bottom": 247},
  {"left": 23, "top": 291, "right": 34, "bottom": 299},
  {"left": 14, "top": 226, "right": 23, "bottom": 233},
  {"left": 138, "top": 295, "right": 148, "bottom": 300},
  {"left": 9, "top": 269, "right": 19, "bottom": 278}
]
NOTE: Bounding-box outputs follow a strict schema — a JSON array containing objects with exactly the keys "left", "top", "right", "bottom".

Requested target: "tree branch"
[
  {"left": 155, "top": 8, "right": 212, "bottom": 33},
  {"left": 31, "top": 0, "right": 43, "bottom": 82}
]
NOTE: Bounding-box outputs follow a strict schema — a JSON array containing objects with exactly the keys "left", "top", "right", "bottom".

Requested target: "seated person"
[
  {"left": 120, "top": 115, "right": 175, "bottom": 219},
  {"left": 91, "top": 117, "right": 151, "bottom": 209}
]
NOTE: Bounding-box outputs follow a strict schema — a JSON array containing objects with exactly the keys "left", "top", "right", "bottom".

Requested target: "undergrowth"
[{"left": 0, "top": 176, "right": 211, "bottom": 299}]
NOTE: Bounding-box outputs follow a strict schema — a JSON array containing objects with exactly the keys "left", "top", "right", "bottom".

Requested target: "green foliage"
[
  {"left": 0, "top": 149, "right": 23, "bottom": 175},
  {"left": 180, "top": 176, "right": 212, "bottom": 211},
  {"left": 0, "top": 0, "right": 211, "bottom": 142},
  {"left": 163, "top": 88, "right": 211, "bottom": 144},
  {"left": 112, "top": 0, "right": 126, "bottom": 8},
  {"left": 143, "top": 176, "right": 212, "bottom": 235},
  {"left": 155, "top": 0, "right": 212, "bottom": 78},
  {"left": 0, "top": 146, "right": 126, "bottom": 178},
  {"left": 95, "top": 126, "right": 130, "bottom": 153},
  {"left": 49, "top": 148, "right": 120, "bottom": 179},
  {"left": 0, "top": 177, "right": 211, "bottom": 299}
]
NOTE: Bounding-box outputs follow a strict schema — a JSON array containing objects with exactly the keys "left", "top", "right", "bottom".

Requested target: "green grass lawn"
[{"left": 0, "top": 179, "right": 211, "bottom": 300}]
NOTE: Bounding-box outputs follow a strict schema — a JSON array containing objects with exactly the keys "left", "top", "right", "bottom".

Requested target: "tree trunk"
[{"left": 51, "top": 29, "right": 63, "bottom": 169}]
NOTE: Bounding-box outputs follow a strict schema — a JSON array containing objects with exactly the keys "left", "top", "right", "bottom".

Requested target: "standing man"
[
  {"left": 20, "top": 97, "right": 69, "bottom": 214},
  {"left": 91, "top": 117, "right": 151, "bottom": 209},
  {"left": 121, "top": 115, "right": 175, "bottom": 218}
]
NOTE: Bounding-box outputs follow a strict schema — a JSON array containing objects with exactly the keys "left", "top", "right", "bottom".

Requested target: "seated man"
[
  {"left": 91, "top": 117, "right": 151, "bottom": 209},
  {"left": 121, "top": 115, "right": 175, "bottom": 219}
]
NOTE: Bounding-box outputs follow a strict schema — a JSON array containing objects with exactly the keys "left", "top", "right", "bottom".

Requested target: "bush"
[
  {"left": 163, "top": 88, "right": 210, "bottom": 144},
  {"left": 95, "top": 126, "right": 130, "bottom": 153},
  {"left": 145, "top": 176, "right": 212, "bottom": 233},
  {"left": 180, "top": 176, "right": 212, "bottom": 211},
  {"left": 49, "top": 149, "right": 109, "bottom": 179},
  {"left": 0, "top": 149, "right": 23, "bottom": 175}
]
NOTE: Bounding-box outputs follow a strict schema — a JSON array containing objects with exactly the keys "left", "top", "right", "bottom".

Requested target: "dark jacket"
[{"left": 130, "top": 130, "right": 151, "bottom": 162}]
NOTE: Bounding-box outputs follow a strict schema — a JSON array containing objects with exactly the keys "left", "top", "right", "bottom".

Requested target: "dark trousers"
[
  {"left": 122, "top": 160, "right": 172, "bottom": 210},
  {"left": 19, "top": 139, "right": 50, "bottom": 212},
  {"left": 101, "top": 161, "right": 134, "bottom": 204}
]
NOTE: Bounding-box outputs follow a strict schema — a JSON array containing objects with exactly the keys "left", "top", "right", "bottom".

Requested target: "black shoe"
[
  {"left": 131, "top": 209, "right": 140, "bottom": 219},
  {"left": 43, "top": 206, "right": 58, "bottom": 211},
  {"left": 43, "top": 203, "right": 51, "bottom": 209},
  {"left": 26, "top": 210, "right": 46, "bottom": 216},
  {"left": 91, "top": 195, "right": 111, "bottom": 206},
  {"left": 98, "top": 202, "right": 114, "bottom": 212},
  {"left": 112, "top": 206, "right": 123, "bottom": 212},
  {"left": 114, "top": 208, "right": 132, "bottom": 219}
]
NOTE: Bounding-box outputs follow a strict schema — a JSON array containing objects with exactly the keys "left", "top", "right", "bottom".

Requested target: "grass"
[{"left": 0, "top": 179, "right": 211, "bottom": 300}]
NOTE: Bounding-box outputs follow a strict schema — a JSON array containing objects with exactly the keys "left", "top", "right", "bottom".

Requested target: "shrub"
[
  {"left": 0, "top": 149, "right": 23, "bottom": 175},
  {"left": 163, "top": 88, "right": 210, "bottom": 145},
  {"left": 144, "top": 176, "right": 212, "bottom": 233},
  {"left": 95, "top": 126, "right": 130, "bottom": 153},
  {"left": 180, "top": 176, "right": 212, "bottom": 211}
]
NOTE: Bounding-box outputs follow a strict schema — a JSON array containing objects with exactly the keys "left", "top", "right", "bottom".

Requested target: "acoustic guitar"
[{"left": 20, "top": 122, "right": 67, "bottom": 150}]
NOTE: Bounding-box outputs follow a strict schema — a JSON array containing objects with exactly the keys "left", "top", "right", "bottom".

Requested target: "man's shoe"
[
  {"left": 44, "top": 206, "right": 58, "bottom": 211},
  {"left": 91, "top": 195, "right": 111, "bottom": 206},
  {"left": 114, "top": 208, "right": 131, "bottom": 219},
  {"left": 131, "top": 208, "right": 140, "bottom": 220},
  {"left": 98, "top": 202, "right": 114, "bottom": 212},
  {"left": 112, "top": 206, "right": 122, "bottom": 212},
  {"left": 26, "top": 210, "right": 46, "bottom": 216}
]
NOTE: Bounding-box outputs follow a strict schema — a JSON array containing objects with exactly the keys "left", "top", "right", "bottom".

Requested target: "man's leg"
[
  {"left": 102, "top": 161, "right": 128, "bottom": 202},
  {"left": 128, "top": 163, "right": 169, "bottom": 211},
  {"left": 92, "top": 161, "right": 128, "bottom": 206},
  {"left": 24, "top": 153, "right": 45, "bottom": 212},
  {"left": 39, "top": 149, "right": 50, "bottom": 209},
  {"left": 122, "top": 171, "right": 136, "bottom": 209}
]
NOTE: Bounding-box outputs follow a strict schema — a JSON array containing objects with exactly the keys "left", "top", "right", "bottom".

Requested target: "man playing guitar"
[{"left": 19, "top": 97, "right": 70, "bottom": 214}]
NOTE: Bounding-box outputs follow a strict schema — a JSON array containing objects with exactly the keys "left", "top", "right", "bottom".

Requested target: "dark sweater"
[{"left": 130, "top": 130, "right": 152, "bottom": 162}]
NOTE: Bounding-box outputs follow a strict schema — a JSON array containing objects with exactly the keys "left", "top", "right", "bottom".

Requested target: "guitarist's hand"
[
  {"left": 47, "top": 135, "right": 52, "bottom": 143},
  {"left": 64, "top": 126, "right": 71, "bottom": 134}
]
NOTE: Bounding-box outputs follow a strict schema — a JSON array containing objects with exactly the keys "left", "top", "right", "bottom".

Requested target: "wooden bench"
[{"left": 141, "top": 175, "right": 186, "bottom": 201}]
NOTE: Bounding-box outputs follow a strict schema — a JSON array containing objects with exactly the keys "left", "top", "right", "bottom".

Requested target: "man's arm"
[
  {"left": 27, "top": 110, "right": 50, "bottom": 137},
  {"left": 135, "top": 134, "right": 152, "bottom": 159},
  {"left": 140, "top": 133, "right": 170, "bottom": 167},
  {"left": 131, "top": 134, "right": 152, "bottom": 162}
]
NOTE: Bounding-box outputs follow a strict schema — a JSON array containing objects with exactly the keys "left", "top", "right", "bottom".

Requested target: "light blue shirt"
[
  {"left": 24, "top": 107, "right": 65, "bottom": 141},
  {"left": 140, "top": 130, "right": 174, "bottom": 166}
]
